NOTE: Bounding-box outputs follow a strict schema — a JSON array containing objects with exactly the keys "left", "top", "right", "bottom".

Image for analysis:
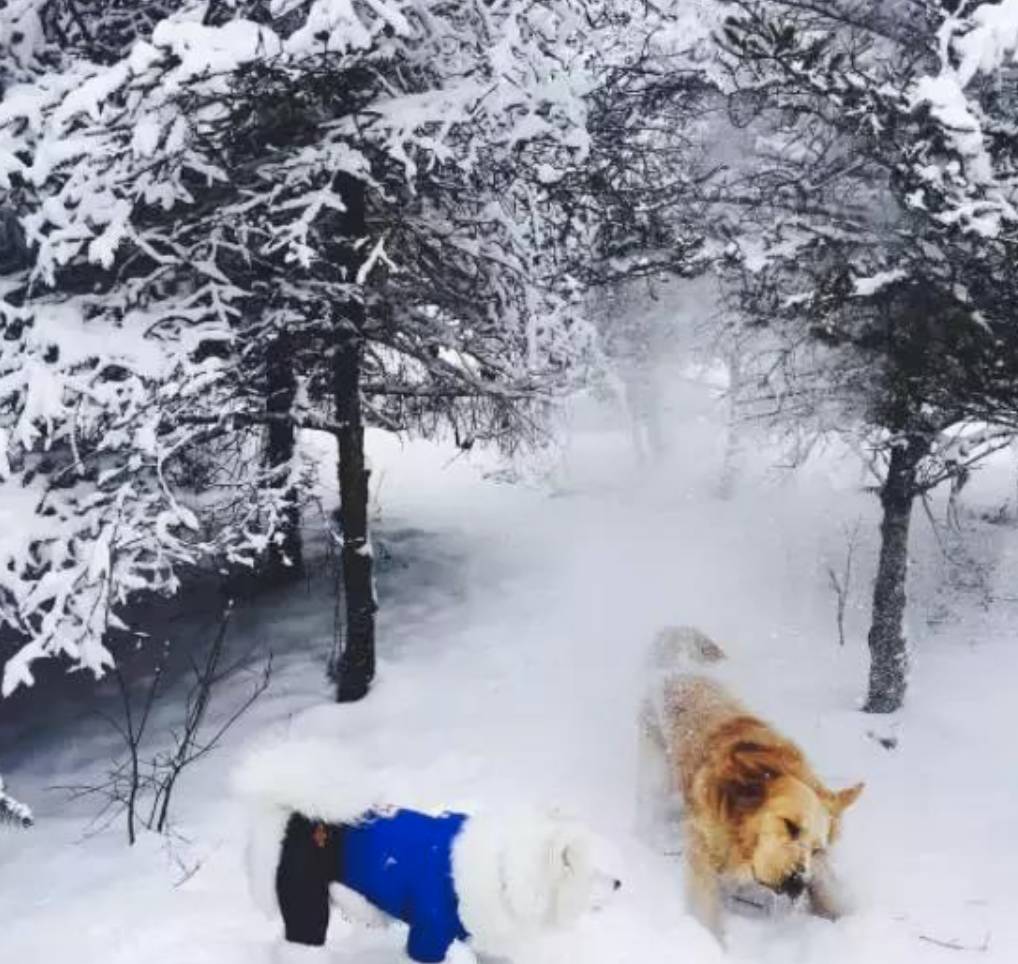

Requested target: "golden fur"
[{"left": 638, "top": 626, "right": 863, "bottom": 940}]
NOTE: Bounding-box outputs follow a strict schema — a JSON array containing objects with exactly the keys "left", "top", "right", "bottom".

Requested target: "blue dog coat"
[{"left": 338, "top": 808, "right": 471, "bottom": 962}]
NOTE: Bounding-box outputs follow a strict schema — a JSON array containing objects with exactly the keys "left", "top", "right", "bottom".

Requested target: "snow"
[
  {"left": 281, "top": 0, "right": 401, "bottom": 56},
  {"left": 132, "top": 117, "right": 164, "bottom": 158},
  {"left": 0, "top": 2, "right": 46, "bottom": 71},
  {"left": 910, "top": 74, "right": 992, "bottom": 185},
  {"left": 151, "top": 19, "right": 283, "bottom": 91},
  {"left": 906, "top": 0, "right": 1018, "bottom": 234},
  {"left": 852, "top": 269, "right": 906, "bottom": 297},
  {"left": 950, "top": 0, "right": 1018, "bottom": 86},
  {"left": 52, "top": 61, "right": 130, "bottom": 128},
  {"left": 0, "top": 774, "right": 33, "bottom": 826},
  {"left": 3, "top": 375, "right": 1018, "bottom": 962}
]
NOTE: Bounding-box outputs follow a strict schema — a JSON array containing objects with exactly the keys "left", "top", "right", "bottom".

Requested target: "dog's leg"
[
  {"left": 684, "top": 826, "right": 725, "bottom": 944},
  {"left": 635, "top": 699, "right": 681, "bottom": 850},
  {"left": 275, "top": 814, "right": 333, "bottom": 948},
  {"left": 807, "top": 854, "right": 849, "bottom": 921}
]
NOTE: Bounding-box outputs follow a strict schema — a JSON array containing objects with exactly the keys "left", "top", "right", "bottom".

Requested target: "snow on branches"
[
  {"left": 712, "top": 1, "right": 1018, "bottom": 437},
  {"left": 706, "top": 1, "right": 1018, "bottom": 712},
  {"left": 0, "top": 772, "right": 33, "bottom": 827},
  {"left": 0, "top": 1, "right": 707, "bottom": 692},
  {"left": 903, "top": 0, "right": 1018, "bottom": 237}
]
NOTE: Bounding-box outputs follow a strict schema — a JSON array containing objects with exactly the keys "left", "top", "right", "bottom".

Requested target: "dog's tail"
[
  {"left": 641, "top": 627, "right": 726, "bottom": 749},
  {"left": 232, "top": 738, "right": 391, "bottom": 822},
  {"left": 232, "top": 738, "right": 394, "bottom": 918},
  {"left": 647, "top": 625, "right": 726, "bottom": 673}
]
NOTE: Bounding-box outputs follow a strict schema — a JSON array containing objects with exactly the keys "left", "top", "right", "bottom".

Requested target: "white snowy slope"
[{"left": 1, "top": 371, "right": 1017, "bottom": 963}]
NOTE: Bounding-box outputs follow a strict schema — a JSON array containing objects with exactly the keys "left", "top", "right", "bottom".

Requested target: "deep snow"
[{"left": 2, "top": 370, "right": 1018, "bottom": 963}]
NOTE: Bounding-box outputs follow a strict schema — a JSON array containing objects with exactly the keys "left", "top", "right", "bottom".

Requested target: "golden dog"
[{"left": 637, "top": 626, "right": 863, "bottom": 940}]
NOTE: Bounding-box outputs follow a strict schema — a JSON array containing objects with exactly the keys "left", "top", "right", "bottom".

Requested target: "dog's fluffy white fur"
[
  {"left": 233, "top": 738, "right": 622, "bottom": 956},
  {"left": 233, "top": 738, "right": 395, "bottom": 919},
  {"left": 451, "top": 808, "right": 621, "bottom": 955}
]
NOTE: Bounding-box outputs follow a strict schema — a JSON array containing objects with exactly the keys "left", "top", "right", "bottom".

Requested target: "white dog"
[{"left": 234, "top": 740, "right": 622, "bottom": 962}]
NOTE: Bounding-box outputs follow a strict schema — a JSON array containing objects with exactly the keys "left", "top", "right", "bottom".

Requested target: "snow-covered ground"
[{"left": 3, "top": 371, "right": 1018, "bottom": 963}]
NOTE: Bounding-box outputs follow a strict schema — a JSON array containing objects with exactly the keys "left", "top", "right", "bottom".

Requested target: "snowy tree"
[
  {"left": 0, "top": 1, "right": 712, "bottom": 701},
  {"left": 0, "top": 772, "right": 33, "bottom": 827},
  {"left": 709, "top": 0, "right": 1018, "bottom": 710}
]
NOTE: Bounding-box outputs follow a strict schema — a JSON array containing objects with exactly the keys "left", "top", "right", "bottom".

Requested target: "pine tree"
[
  {"left": 0, "top": 0, "right": 712, "bottom": 698},
  {"left": 710, "top": 0, "right": 1018, "bottom": 710}
]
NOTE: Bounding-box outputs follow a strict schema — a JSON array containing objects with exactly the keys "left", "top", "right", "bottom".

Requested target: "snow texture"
[{"left": 2, "top": 372, "right": 1017, "bottom": 962}]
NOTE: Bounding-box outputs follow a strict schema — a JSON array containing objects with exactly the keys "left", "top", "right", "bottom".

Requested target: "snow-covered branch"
[{"left": 0, "top": 0, "right": 711, "bottom": 691}]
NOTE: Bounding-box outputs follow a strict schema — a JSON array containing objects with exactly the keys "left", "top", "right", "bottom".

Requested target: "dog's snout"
[
  {"left": 612, "top": 878, "right": 622, "bottom": 892},
  {"left": 778, "top": 870, "right": 807, "bottom": 899}
]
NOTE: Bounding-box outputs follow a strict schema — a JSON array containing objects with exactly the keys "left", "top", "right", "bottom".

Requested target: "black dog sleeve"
[{"left": 275, "top": 813, "right": 344, "bottom": 946}]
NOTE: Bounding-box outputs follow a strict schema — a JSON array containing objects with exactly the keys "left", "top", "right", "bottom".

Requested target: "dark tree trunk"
[
  {"left": 263, "top": 328, "right": 304, "bottom": 585},
  {"left": 332, "top": 173, "right": 376, "bottom": 703},
  {"left": 863, "top": 435, "right": 929, "bottom": 713}
]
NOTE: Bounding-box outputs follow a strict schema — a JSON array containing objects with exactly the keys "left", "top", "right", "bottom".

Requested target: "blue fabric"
[{"left": 338, "top": 808, "right": 470, "bottom": 963}]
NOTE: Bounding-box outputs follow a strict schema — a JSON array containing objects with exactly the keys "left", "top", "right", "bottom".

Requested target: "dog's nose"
[
  {"left": 613, "top": 879, "right": 622, "bottom": 891},
  {"left": 778, "top": 870, "right": 806, "bottom": 899}
]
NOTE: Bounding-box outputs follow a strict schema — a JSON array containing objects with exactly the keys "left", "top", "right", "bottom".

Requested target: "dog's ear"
[
  {"left": 543, "top": 828, "right": 573, "bottom": 878},
  {"left": 717, "top": 774, "right": 767, "bottom": 816},
  {"left": 826, "top": 782, "right": 864, "bottom": 815},
  {"left": 554, "top": 830, "right": 588, "bottom": 876},
  {"left": 559, "top": 842, "right": 575, "bottom": 873},
  {"left": 716, "top": 740, "right": 782, "bottom": 816}
]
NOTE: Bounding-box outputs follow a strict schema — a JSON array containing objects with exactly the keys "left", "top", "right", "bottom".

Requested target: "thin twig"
[
  {"left": 918, "top": 932, "right": 990, "bottom": 953},
  {"left": 826, "top": 519, "right": 860, "bottom": 647}
]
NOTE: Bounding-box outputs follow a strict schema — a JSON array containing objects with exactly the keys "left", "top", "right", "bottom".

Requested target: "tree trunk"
[
  {"left": 332, "top": 173, "right": 376, "bottom": 703},
  {"left": 863, "top": 436, "right": 929, "bottom": 713},
  {"left": 263, "top": 329, "right": 304, "bottom": 585}
]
